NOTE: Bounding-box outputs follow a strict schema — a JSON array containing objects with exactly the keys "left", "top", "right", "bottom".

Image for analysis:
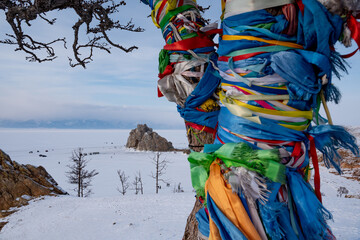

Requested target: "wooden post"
[{"left": 182, "top": 103, "right": 219, "bottom": 240}]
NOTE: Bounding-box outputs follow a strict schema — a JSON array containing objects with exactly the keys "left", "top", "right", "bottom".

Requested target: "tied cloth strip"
[
  {"left": 193, "top": 0, "right": 359, "bottom": 239},
  {"left": 142, "top": 0, "right": 222, "bottom": 131}
]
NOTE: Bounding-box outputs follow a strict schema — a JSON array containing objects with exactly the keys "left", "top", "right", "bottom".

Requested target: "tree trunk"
[
  {"left": 182, "top": 199, "right": 206, "bottom": 240},
  {"left": 78, "top": 165, "right": 81, "bottom": 198},
  {"left": 182, "top": 121, "right": 215, "bottom": 240},
  {"left": 156, "top": 153, "right": 159, "bottom": 194}
]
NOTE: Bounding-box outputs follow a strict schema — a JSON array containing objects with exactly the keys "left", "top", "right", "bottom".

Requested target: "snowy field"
[
  {"left": 0, "top": 128, "right": 360, "bottom": 239},
  {"left": 0, "top": 128, "right": 191, "bottom": 196}
]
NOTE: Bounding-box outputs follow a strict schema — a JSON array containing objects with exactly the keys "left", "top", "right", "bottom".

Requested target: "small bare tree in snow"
[
  {"left": 337, "top": 186, "right": 349, "bottom": 197},
  {"left": 117, "top": 170, "right": 130, "bottom": 195},
  {"left": 150, "top": 152, "right": 169, "bottom": 194},
  {"left": 173, "top": 182, "right": 184, "bottom": 193},
  {"left": 66, "top": 148, "right": 99, "bottom": 197},
  {"left": 132, "top": 171, "right": 143, "bottom": 195}
]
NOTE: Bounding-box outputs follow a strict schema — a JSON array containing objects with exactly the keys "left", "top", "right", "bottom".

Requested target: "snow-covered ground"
[
  {"left": 0, "top": 194, "right": 195, "bottom": 240},
  {"left": 0, "top": 128, "right": 360, "bottom": 239},
  {"left": 0, "top": 128, "right": 191, "bottom": 196}
]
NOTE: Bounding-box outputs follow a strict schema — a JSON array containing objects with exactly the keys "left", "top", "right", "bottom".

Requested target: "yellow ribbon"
[
  {"left": 233, "top": 99, "right": 313, "bottom": 119},
  {"left": 278, "top": 123, "right": 309, "bottom": 131},
  {"left": 220, "top": 90, "right": 261, "bottom": 123},
  {"left": 220, "top": 91, "right": 312, "bottom": 130},
  {"left": 151, "top": 9, "right": 161, "bottom": 28},
  {"left": 220, "top": 91, "right": 312, "bottom": 119},
  {"left": 168, "top": 0, "right": 177, "bottom": 10},
  {"left": 222, "top": 35, "right": 304, "bottom": 49}
]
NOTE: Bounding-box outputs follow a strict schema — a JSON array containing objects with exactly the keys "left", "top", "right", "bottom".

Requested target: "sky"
[{"left": 0, "top": 1, "right": 360, "bottom": 129}]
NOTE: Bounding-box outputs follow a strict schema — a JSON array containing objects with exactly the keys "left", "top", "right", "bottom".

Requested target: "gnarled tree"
[{"left": 0, "top": 0, "right": 143, "bottom": 67}]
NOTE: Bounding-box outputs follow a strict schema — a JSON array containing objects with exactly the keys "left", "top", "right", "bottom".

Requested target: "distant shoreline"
[
  {"left": 0, "top": 127, "right": 185, "bottom": 131},
  {"left": 0, "top": 119, "right": 184, "bottom": 130}
]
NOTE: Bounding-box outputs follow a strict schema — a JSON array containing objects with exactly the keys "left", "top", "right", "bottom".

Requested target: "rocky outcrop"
[
  {"left": 0, "top": 149, "right": 67, "bottom": 211},
  {"left": 126, "top": 124, "right": 174, "bottom": 151}
]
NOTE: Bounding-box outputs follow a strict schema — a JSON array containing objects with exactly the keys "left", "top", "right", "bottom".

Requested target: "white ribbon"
[
  {"left": 224, "top": 0, "right": 295, "bottom": 19},
  {"left": 158, "top": 60, "right": 206, "bottom": 106}
]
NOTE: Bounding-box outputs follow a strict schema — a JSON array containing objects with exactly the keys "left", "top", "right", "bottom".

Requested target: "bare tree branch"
[
  {"left": 116, "top": 169, "right": 130, "bottom": 195},
  {"left": 66, "top": 148, "right": 99, "bottom": 197},
  {"left": 132, "top": 171, "right": 143, "bottom": 194},
  {"left": 150, "top": 152, "right": 170, "bottom": 193},
  {"left": 1, "top": 0, "right": 144, "bottom": 67}
]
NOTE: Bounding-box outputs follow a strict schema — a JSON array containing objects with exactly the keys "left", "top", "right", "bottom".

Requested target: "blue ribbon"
[{"left": 177, "top": 54, "right": 221, "bottom": 129}]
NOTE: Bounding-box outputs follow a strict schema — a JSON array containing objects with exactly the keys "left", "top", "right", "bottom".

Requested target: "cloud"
[
  {"left": 0, "top": 97, "right": 183, "bottom": 127},
  {"left": 0, "top": 11, "right": 167, "bottom": 123},
  {"left": 1, "top": 1, "right": 360, "bottom": 129}
]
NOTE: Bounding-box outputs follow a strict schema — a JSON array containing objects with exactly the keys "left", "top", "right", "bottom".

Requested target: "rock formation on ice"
[{"left": 126, "top": 124, "right": 174, "bottom": 151}]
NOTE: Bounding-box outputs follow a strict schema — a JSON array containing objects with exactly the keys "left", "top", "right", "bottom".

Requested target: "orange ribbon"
[{"left": 205, "top": 162, "right": 262, "bottom": 240}]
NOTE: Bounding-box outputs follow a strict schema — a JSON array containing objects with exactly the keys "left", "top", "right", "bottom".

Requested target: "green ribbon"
[
  {"left": 188, "top": 152, "right": 214, "bottom": 199},
  {"left": 187, "top": 143, "right": 286, "bottom": 199},
  {"left": 159, "top": 5, "right": 195, "bottom": 31},
  {"left": 250, "top": 22, "right": 275, "bottom": 30},
  {"left": 181, "top": 32, "right": 198, "bottom": 40},
  {"left": 279, "top": 119, "right": 310, "bottom": 126},
  {"left": 214, "top": 143, "right": 286, "bottom": 184},
  {"left": 158, "top": 49, "right": 169, "bottom": 74}
]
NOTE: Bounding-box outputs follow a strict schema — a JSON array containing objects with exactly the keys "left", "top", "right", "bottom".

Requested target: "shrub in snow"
[
  {"left": 66, "top": 148, "right": 99, "bottom": 197},
  {"left": 117, "top": 170, "right": 130, "bottom": 195}
]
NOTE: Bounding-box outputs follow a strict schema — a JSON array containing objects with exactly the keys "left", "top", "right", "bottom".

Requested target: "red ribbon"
[
  {"left": 348, "top": 15, "right": 360, "bottom": 48},
  {"left": 164, "top": 29, "right": 222, "bottom": 51},
  {"left": 164, "top": 35, "right": 215, "bottom": 51},
  {"left": 296, "top": 0, "right": 305, "bottom": 15},
  {"left": 186, "top": 122, "right": 215, "bottom": 134},
  {"left": 156, "top": 1, "right": 167, "bottom": 24},
  {"left": 291, "top": 141, "right": 302, "bottom": 158},
  {"left": 198, "top": 196, "right": 209, "bottom": 216},
  {"left": 216, "top": 134, "right": 225, "bottom": 144},
  {"left": 158, "top": 64, "right": 174, "bottom": 79},
  {"left": 282, "top": 4, "right": 298, "bottom": 35},
  {"left": 218, "top": 51, "right": 267, "bottom": 62},
  {"left": 341, "top": 15, "right": 360, "bottom": 58},
  {"left": 307, "top": 135, "right": 322, "bottom": 203},
  {"left": 157, "top": 87, "right": 164, "bottom": 98}
]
